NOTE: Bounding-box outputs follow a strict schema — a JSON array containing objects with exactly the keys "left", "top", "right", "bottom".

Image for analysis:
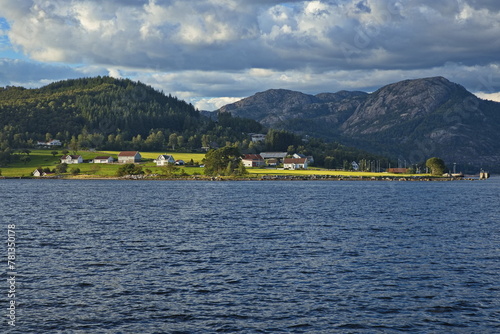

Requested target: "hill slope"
[
  {"left": 0, "top": 76, "right": 262, "bottom": 152},
  {"left": 218, "top": 77, "right": 500, "bottom": 171}
]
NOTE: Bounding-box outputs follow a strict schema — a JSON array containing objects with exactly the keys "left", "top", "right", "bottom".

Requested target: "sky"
[{"left": 1, "top": 0, "right": 500, "bottom": 110}]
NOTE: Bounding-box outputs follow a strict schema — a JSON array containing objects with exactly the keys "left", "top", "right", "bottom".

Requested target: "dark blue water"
[{"left": 1, "top": 178, "right": 499, "bottom": 333}]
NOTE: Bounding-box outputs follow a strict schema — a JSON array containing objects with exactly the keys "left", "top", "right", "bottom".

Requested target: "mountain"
[{"left": 218, "top": 77, "right": 500, "bottom": 171}]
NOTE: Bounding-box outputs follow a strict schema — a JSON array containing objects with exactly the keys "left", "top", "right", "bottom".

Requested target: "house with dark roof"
[
  {"left": 118, "top": 151, "right": 141, "bottom": 163},
  {"left": 154, "top": 154, "right": 175, "bottom": 166}
]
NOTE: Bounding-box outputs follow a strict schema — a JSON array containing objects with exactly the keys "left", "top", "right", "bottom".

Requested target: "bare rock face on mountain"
[
  {"left": 341, "top": 77, "right": 466, "bottom": 134},
  {"left": 217, "top": 77, "right": 500, "bottom": 170}
]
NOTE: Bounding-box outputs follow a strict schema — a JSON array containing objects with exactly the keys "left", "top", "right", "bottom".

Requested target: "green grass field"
[
  {"left": 0, "top": 149, "right": 429, "bottom": 178},
  {"left": 0, "top": 150, "right": 206, "bottom": 177}
]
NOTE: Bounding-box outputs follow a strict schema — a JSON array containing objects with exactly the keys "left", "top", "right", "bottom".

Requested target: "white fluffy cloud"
[{"left": 1, "top": 0, "right": 500, "bottom": 107}]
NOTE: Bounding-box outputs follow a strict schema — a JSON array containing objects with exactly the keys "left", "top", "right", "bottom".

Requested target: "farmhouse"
[
  {"left": 242, "top": 154, "right": 265, "bottom": 167},
  {"left": 283, "top": 158, "right": 308, "bottom": 170},
  {"left": 60, "top": 155, "right": 83, "bottom": 164},
  {"left": 93, "top": 156, "right": 114, "bottom": 163},
  {"left": 154, "top": 154, "right": 175, "bottom": 166},
  {"left": 118, "top": 151, "right": 141, "bottom": 163}
]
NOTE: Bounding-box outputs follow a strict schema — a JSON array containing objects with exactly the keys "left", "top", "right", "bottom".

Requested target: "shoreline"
[{"left": 0, "top": 175, "right": 484, "bottom": 181}]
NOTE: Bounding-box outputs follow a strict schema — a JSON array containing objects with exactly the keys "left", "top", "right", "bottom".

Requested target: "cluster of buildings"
[
  {"left": 58, "top": 151, "right": 313, "bottom": 170},
  {"left": 242, "top": 152, "right": 314, "bottom": 170},
  {"left": 58, "top": 151, "right": 185, "bottom": 166}
]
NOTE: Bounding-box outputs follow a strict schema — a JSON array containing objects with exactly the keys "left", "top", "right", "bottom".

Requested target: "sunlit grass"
[{"left": 1, "top": 149, "right": 430, "bottom": 179}]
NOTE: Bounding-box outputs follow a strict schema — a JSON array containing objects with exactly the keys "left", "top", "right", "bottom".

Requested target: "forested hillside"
[{"left": 0, "top": 76, "right": 261, "bottom": 152}]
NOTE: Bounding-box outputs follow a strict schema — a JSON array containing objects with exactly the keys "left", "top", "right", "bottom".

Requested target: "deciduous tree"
[
  {"left": 426, "top": 157, "right": 446, "bottom": 175},
  {"left": 204, "top": 146, "right": 243, "bottom": 176}
]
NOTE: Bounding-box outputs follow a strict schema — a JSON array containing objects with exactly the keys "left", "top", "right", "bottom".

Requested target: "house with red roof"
[{"left": 118, "top": 151, "right": 141, "bottom": 163}]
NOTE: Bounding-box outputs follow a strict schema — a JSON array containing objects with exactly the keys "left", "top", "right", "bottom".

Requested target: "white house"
[
  {"left": 242, "top": 154, "right": 265, "bottom": 167},
  {"left": 93, "top": 156, "right": 114, "bottom": 163},
  {"left": 60, "top": 155, "right": 83, "bottom": 164},
  {"left": 154, "top": 154, "right": 175, "bottom": 166},
  {"left": 118, "top": 151, "right": 141, "bottom": 163},
  {"left": 283, "top": 158, "right": 308, "bottom": 170},
  {"left": 33, "top": 168, "right": 45, "bottom": 177}
]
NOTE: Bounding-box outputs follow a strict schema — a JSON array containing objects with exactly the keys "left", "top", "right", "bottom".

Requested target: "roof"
[
  {"left": 284, "top": 158, "right": 307, "bottom": 164},
  {"left": 61, "top": 155, "right": 81, "bottom": 159},
  {"left": 94, "top": 156, "right": 112, "bottom": 160},
  {"left": 260, "top": 152, "right": 287, "bottom": 159},
  {"left": 387, "top": 168, "right": 408, "bottom": 173},
  {"left": 118, "top": 151, "right": 140, "bottom": 156},
  {"left": 158, "top": 154, "right": 173, "bottom": 159},
  {"left": 243, "top": 154, "right": 264, "bottom": 160}
]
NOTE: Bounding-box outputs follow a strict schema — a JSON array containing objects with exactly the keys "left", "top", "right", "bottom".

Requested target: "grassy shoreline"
[{"left": 0, "top": 149, "right": 459, "bottom": 180}]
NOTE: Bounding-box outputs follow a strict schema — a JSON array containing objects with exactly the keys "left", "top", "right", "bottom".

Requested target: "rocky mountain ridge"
[{"left": 218, "top": 77, "right": 500, "bottom": 171}]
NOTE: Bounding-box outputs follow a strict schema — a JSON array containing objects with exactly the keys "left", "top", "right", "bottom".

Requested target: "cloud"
[
  {"left": 194, "top": 97, "right": 243, "bottom": 111},
  {"left": 475, "top": 92, "right": 500, "bottom": 102},
  {"left": 0, "top": 1, "right": 499, "bottom": 103},
  {"left": 2, "top": 0, "right": 499, "bottom": 72}
]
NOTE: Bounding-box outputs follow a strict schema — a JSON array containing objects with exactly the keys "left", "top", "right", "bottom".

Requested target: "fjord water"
[{"left": 1, "top": 178, "right": 499, "bottom": 333}]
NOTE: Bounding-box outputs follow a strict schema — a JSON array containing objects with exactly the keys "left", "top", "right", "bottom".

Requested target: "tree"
[
  {"left": 203, "top": 146, "right": 243, "bottom": 176},
  {"left": 51, "top": 150, "right": 59, "bottom": 157},
  {"left": 55, "top": 163, "right": 68, "bottom": 174},
  {"left": 168, "top": 133, "right": 178, "bottom": 150},
  {"left": 116, "top": 163, "right": 143, "bottom": 176},
  {"left": 426, "top": 157, "right": 446, "bottom": 175},
  {"left": 69, "top": 136, "right": 79, "bottom": 154},
  {"left": 70, "top": 167, "right": 81, "bottom": 176}
]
